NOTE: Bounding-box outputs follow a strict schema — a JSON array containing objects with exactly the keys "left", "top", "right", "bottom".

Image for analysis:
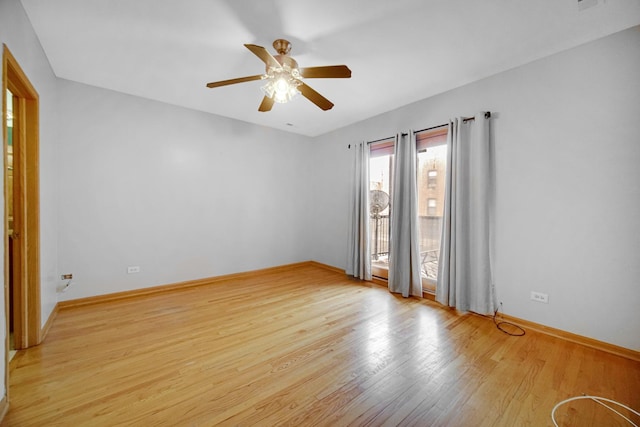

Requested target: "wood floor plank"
[{"left": 2, "top": 264, "right": 638, "bottom": 426}]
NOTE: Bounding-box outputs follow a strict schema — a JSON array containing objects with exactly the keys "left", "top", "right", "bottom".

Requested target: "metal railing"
[
  {"left": 370, "top": 214, "right": 390, "bottom": 260},
  {"left": 370, "top": 214, "right": 442, "bottom": 264}
]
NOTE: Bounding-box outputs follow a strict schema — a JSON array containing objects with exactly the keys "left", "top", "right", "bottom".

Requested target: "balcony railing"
[
  {"left": 370, "top": 214, "right": 391, "bottom": 260},
  {"left": 370, "top": 214, "right": 442, "bottom": 279}
]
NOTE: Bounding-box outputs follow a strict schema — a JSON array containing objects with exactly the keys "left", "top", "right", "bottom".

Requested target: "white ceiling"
[{"left": 19, "top": 0, "right": 640, "bottom": 136}]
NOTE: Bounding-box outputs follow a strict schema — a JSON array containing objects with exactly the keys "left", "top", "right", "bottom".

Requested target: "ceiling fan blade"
[
  {"left": 206, "top": 75, "right": 263, "bottom": 88},
  {"left": 298, "top": 82, "right": 334, "bottom": 111},
  {"left": 244, "top": 44, "right": 280, "bottom": 69},
  {"left": 299, "top": 65, "right": 351, "bottom": 79},
  {"left": 258, "top": 96, "right": 274, "bottom": 112}
]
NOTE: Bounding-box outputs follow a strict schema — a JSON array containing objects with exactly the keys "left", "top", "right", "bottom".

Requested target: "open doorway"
[
  {"left": 6, "top": 88, "right": 15, "bottom": 361},
  {"left": 3, "top": 45, "right": 42, "bottom": 394}
]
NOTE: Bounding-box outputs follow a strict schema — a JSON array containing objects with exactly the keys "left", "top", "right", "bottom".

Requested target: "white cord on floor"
[{"left": 551, "top": 395, "right": 640, "bottom": 427}]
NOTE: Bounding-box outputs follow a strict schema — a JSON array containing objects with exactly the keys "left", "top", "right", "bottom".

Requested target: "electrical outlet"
[
  {"left": 127, "top": 266, "right": 141, "bottom": 274},
  {"left": 530, "top": 291, "right": 549, "bottom": 304},
  {"left": 61, "top": 274, "right": 73, "bottom": 280}
]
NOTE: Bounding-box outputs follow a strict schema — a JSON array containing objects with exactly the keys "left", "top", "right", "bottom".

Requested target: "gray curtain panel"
[
  {"left": 436, "top": 113, "right": 495, "bottom": 315},
  {"left": 346, "top": 142, "right": 372, "bottom": 280},
  {"left": 388, "top": 132, "right": 422, "bottom": 298}
]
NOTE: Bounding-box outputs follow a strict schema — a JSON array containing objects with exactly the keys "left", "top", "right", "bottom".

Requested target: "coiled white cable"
[{"left": 551, "top": 395, "right": 640, "bottom": 427}]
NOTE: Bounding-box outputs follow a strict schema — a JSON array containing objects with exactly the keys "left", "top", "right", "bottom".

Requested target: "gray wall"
[
  {"left": 310, "top": 27, "right": 640, "bottom": 351},
  {"left": 56, "top": 79, "right": 314, "bottom": 299}
]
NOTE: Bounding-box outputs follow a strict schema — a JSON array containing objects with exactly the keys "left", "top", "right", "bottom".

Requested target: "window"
[
  {"left": 427, "top": 198, "right": 437, "bottom": 216},
  {"left": 427, "top": 170, "right": 437, "bottom": 188}
]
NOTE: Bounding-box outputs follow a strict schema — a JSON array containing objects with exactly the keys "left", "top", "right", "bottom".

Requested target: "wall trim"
[
  {"left": 499, "top": 313, "right": 639, "bottom": 362},
  {"left": 307, "top": 260, "right": 344, "bottom": 274},
  {"left": 55, "top": 260, "right": 638, "bottom": 361},
  {"left": 58, "top": 261, "right": 316, "bottom": 309},
  {"left": 0, "top": 395, "right": 8, "bottom": 424},
  {"left": 40, "top": 302, "right": 59, "bottom": 343}
]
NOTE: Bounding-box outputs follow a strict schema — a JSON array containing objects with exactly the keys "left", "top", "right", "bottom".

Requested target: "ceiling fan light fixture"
[{"left": 261, "top": 66, "right": 301, "bottom": 104}]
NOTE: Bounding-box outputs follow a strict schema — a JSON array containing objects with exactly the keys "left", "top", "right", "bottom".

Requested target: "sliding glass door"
[
  {"left": 416, "top": 128, "right": 448, "bottom": 292},
  {"left": 368, "top": 128, "right": 448, "bottom": 293},
  {"left": 369, "top": 139, "right": 394, "bottom": 279}
]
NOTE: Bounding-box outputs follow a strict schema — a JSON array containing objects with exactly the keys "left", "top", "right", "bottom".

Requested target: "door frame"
[{"left": 2, "top": 44, "right": 42, "bottom": 389}]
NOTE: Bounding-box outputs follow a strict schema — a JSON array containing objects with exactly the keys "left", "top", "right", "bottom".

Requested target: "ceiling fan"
[{"left": 206, "top": 39, "right": 351, "bottom": 112}]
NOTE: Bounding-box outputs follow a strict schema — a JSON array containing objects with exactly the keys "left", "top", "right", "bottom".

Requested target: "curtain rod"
[
  {"left": 413, "top": 111, "right": 491, "bottom": 134},
  {"left": 365, "top": 111, "right": 491, "bottom": 145},
  {"left": 366, "top": 136, "right": 394, "bottom": 145}
]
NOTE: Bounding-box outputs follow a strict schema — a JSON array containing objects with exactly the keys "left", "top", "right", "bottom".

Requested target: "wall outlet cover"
[{"left": 530, "top": 291, "right": 549, "bottom": 304}]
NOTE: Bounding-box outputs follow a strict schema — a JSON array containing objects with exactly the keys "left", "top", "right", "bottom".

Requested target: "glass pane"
[
  {"left": 417, "top": 143, "right": 447, "bottom": 291},
  {"left": 369, "top": 152, "right": 393, "bottom": 278}
]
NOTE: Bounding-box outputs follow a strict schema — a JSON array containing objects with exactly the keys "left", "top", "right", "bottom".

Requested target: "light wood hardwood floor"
[{"left": 3, "top": 264, "right": 639, "bottom": 426}]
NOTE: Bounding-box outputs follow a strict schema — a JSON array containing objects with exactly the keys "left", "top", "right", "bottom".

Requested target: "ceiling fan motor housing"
[{"left": 273, "top": 39, "right": 292, "bottom": 55}]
